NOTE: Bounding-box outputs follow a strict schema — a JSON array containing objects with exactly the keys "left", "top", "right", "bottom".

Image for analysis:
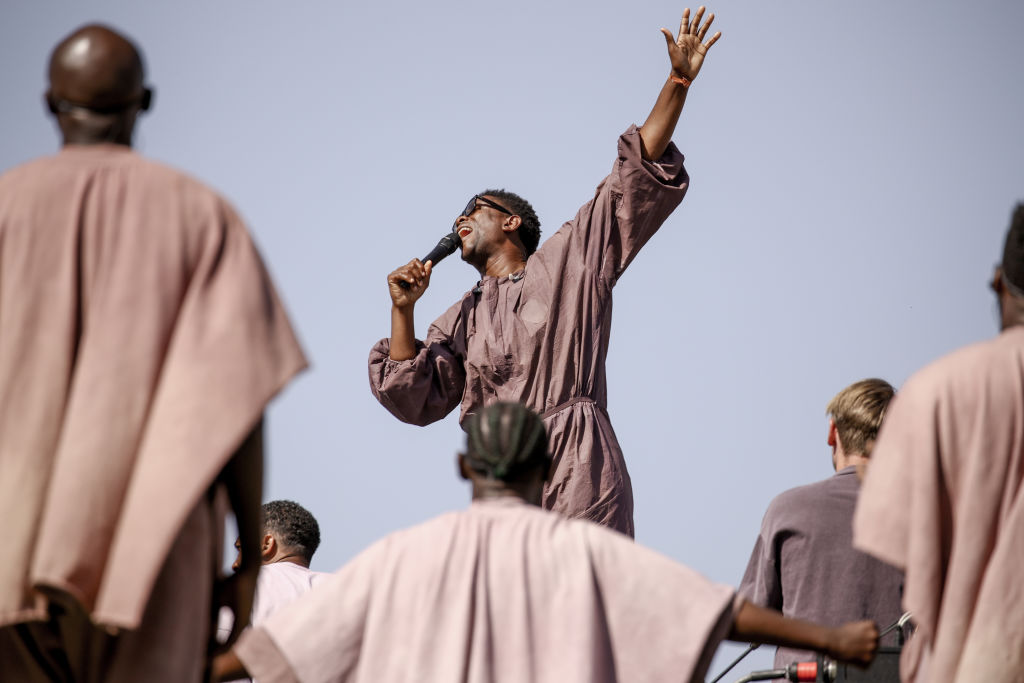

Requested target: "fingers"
[
  {"left": 660, "top": 27, "right": 675, "bottom": 48},
  {"left": 697, "top": 11, "right": 714, "bottom": 40},
  {"left": 704, "top": 30, "right": 722, "bottom": 51},
  {"left": 678, "top": 8, "right": 689, "bottom": 39},
  {"left": 389, "top": 259, "right": 431, "bottom": 298},
  {"left": 689, "top": 7, "right": 706, "bottom": 36},
  {"left": 389, "top": 259, "right": 428, "bottom": 286}
]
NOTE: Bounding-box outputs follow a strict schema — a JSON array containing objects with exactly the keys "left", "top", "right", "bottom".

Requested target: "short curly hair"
[
  {"left": 480, "top": 189, "right": 542, "bottom": 257},
  {"left": 262, "top": 500, "right": 321, "bottom": 563}
]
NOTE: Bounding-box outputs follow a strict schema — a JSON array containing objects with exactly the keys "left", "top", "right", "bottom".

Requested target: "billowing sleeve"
[
  {"left": 537, "top": 124, "right": 689, "bottom": 288},
  {"left": 367, "top": 307, "right": 465, "bottom": 426},
  {"left": 237, "top": 542, "right": 385, "bottom": 683},
  {"left": 585, "top": 524, "right": 735, "bottom": 683},
  {"left": 737, "top": 505, "right": 784, "bottom": 611}
]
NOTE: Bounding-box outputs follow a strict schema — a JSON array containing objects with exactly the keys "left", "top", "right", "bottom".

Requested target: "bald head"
[{"left": 46, "top": 24, "right": 151, "bottom": 145}]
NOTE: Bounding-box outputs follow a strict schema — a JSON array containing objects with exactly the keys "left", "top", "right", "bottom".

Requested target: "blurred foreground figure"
[
  {"left": 370, "top": 8, "right": 724, "bottom": 537},
  {"left": 0, "top": 24, "right": 306, "bottom": 682},
  {"left": 740, "top": 379, "right": 903, "bottom": 667},
  {"left": 854, "top": 203, "right": 1024, "bottom": 683},
  {"left": 215, "top": 402, "right": 877, "bottom": 683}
]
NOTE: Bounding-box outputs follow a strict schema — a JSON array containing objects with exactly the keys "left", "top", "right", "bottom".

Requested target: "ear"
[
  {"left": 260, "top": 533, "right": 276, "bottom": 561},
  {"left": 457, "top": 454, "right": 472, "bottom": 481},
  {"left": 501, "top": 215, "right": 522, "bottom": 234},
  {"left": 139, "top": 87, "right": 153, "bottom": 112},
  {"left": 45, "top": 91, "right": 59, "bottom": 115},
  {"left": 992, "top": 266, "right": 1005, "bottom": 295},
  {"left": 826, "top": 419, "right": 837, "bottom": 448}
]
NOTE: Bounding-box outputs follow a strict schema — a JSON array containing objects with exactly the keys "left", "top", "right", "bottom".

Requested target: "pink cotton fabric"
[
  {"left": 237, "top": 498, "right": 735, "bottom": 683},
  {"left": 0, "top": 145, "right": 306, "bottom": 676},
  {"left": 853, "top": 326, "right": 1024, "bottom": 682},
  {"left": 369, "top": 126, "right": 689, "bottom": 536},
  {"left": 222, "top": 563, "right": 331, "bottom": 683}
]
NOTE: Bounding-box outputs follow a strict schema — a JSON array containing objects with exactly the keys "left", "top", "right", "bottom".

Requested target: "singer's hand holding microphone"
[
  {"left": 389, "top": 229, "right": 463, "bottom": 306},
  {"left": 388, "top": 259, "right": 433, "bottom": 308}
]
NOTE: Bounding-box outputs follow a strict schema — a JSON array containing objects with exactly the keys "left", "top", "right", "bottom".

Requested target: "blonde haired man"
[{"left": 738, "top": 379, "right": 903, "bottom": 668}]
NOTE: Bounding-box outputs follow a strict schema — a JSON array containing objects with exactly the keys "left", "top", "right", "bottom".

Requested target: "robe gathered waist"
[{"left": 541, "top": 397, "right": 600, "bottom": 420}]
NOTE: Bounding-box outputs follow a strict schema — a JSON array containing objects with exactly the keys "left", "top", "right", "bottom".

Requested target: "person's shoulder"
[
  {"left": 903, "top": 330, "right": 1024, "bottom": 402},
  {"left": 765, "top": 476, "right": 837, "bottom": 518},
  {"left": 133, "top": 154, "right": 235, "bottom": 205},
  {"left": 0, "top": 151, "right": 80, "bottom": 193}
]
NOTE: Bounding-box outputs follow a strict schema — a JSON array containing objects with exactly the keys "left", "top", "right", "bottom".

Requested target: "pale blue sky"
[{"left": 3, "top": 0, "right": 1022, "bottom": 676}]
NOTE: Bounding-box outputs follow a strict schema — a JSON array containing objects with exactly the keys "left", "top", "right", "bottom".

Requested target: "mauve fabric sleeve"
[
  {"left": 561, "top": 125, "right": 689, "bottom": 287},
  {"left": 235, "top": 627, "right": 302, "bottom": 683},
  {"left": 737, "top": 508, "right": 784, "bottom": 611},
  {"left": 367, "top": 313, "right": 465, "bottom": 426},
  {"left": 584, "top": 523, "right": 736, "bottom": 683}
]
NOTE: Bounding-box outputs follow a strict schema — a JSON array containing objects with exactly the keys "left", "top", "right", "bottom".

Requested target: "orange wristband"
[{"left": 670, "top": 74, "right": 692, "bottom": 88}]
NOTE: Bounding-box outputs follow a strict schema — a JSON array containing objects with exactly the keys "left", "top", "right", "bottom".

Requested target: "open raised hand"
[{"left": 660, "top": 6, "right": 721, "bottom": 82}]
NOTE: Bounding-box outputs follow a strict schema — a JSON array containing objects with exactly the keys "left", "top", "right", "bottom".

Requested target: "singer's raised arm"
[{"left": 638, "top": 6, "right": 720, "bottom": 161}]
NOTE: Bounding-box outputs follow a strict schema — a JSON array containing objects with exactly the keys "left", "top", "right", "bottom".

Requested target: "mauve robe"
[
  {"left": 0, "top": 145, "right": 306, "bottom": 681},
  {"left": 368, "top": 126, "right": 689, "bottom": 536},
  {"left": 738, "top": 467, "right": 904, "bottom": 667},
  {"left": 854, "top": 326, "right": 1024, "bottom": 683},
  {"left": 235, "top": 498, "right": 737, "bottom": 683}
]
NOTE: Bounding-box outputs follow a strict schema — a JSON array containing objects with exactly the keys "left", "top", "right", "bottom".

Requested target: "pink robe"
[
  {"left": 0, "top": 145, "right": 306, "bottom": 681},
  {"left": 369, "top": 126, "right": 689, "bottom": 536},
  {"left": 221, "top": 563, "right": 331, "bottom": 683},
  {"left": 236, "top": 498, "right": 736, "bottom": 683},
  {"left": 853, "top": 326, "right": 1024, "bottom": 682}
]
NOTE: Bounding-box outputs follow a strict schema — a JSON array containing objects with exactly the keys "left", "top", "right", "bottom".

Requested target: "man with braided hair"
[
  {"left": 370, "top": 8, "right": 727, "bottom": 537},
  {"left": 215, "top": 403, "right": 878, "bottom": 682}
]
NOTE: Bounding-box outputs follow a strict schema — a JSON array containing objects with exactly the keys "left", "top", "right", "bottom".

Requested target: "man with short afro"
[{"left": 219, "top": 500, "right": 329, "bottom": 670}]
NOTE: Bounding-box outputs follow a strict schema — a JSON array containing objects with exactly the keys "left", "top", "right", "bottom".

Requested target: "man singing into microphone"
[{"left": 369, "top": 8, "right": 721, "bottom": 536}]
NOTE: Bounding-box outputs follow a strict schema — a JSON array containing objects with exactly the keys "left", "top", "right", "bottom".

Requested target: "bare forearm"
[
  {"left": 640, "top": 7, "right": 721, "bottom": 161},
  {"left": 728, "top": 601, "right": 828, "bottom": 652},
  {"left": 212, "top": 651, "right": 249, "bottom": 682},
  {"left": 638, "top": 77, "right": 688, "bottom": 161},
  {"left": 389, "top": 305, "right": 418, "bottom": 361},
  {"left": 727, "top": 600, "right": 878, "bottom": 666},
  {"left": 223, "top": 421, "right": 264, "bottom": 571}
]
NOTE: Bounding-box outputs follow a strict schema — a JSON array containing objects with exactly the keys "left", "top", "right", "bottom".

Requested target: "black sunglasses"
[{"left": 455, "top": 195, "right": 514, "bottom": 228}]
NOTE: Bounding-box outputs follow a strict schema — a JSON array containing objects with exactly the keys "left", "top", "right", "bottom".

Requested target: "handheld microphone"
[{"left": 398, "top": 231, "right": 462, "bottom": 290}]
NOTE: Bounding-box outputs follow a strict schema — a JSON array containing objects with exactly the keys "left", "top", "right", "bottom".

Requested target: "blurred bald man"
[{"left": 0, "top": 24, "right": 306, "bottom": 682}]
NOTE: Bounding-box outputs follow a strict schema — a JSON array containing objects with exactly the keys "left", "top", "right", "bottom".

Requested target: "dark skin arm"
[
  {"left": 638, "top": 7, "right": 722, "bottom": 161},
  {"left": 387, "top": 259, "right": 433, "bottom": 361},
  {"left": 728, "top": 600, "right": 879, "bottom": 667},
  {"left": 209, "top": 420, "right": 264, "bottom": 655},
  {"left": 211, "top": 650, "right": 249, "bottom": 682}
]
